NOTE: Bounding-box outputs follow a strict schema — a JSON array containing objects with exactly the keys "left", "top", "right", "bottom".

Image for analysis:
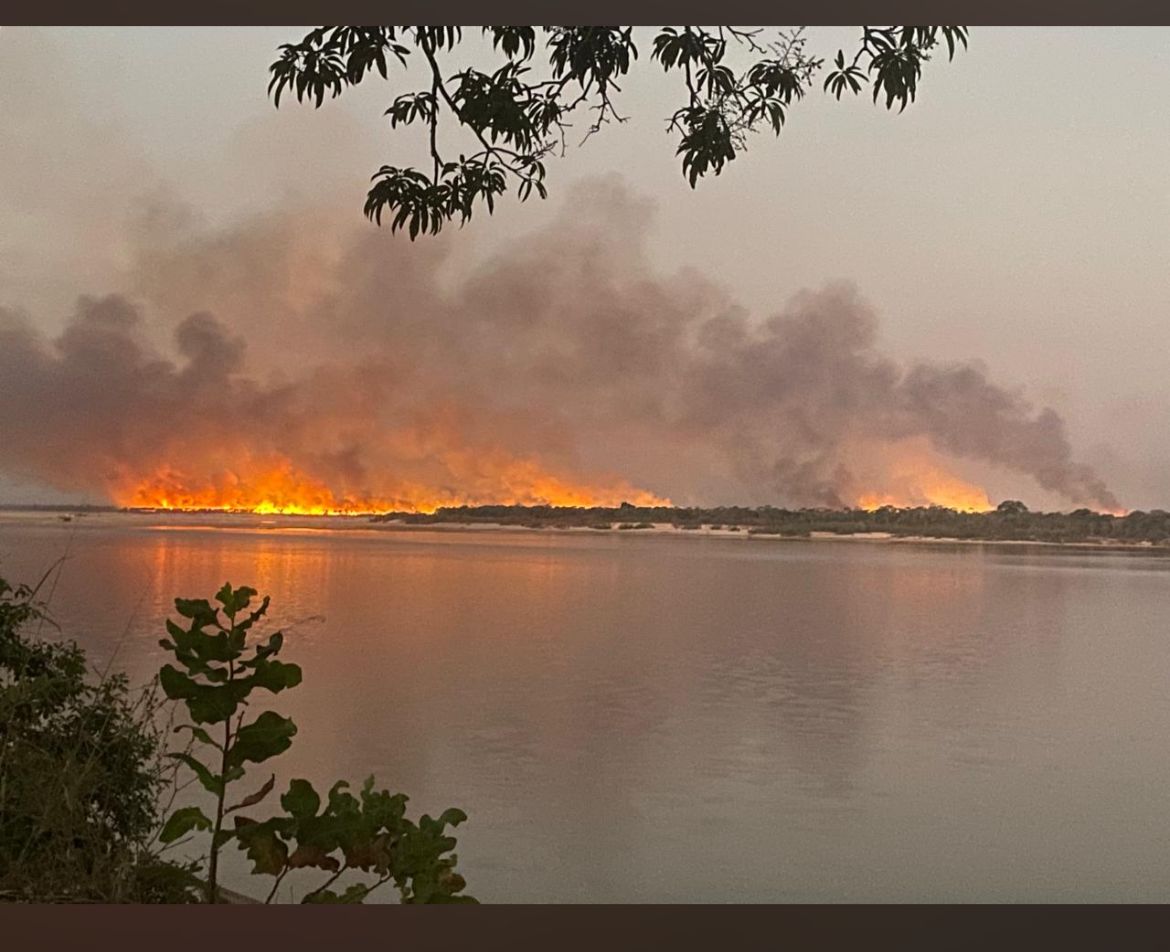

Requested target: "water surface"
[{"left": 2, "top": 514, "right": 1168, "bottom": 902}]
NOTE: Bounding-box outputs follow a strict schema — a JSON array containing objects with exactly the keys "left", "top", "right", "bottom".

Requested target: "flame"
[
  {"left": 849, "top": 439, "right": 993, "bottom": 513},
  {"left": 856, "top": 482, "right": 992, "bottom": 513},
  {"left": 113, "top": 455, "right": 670, "bottom": 516}
]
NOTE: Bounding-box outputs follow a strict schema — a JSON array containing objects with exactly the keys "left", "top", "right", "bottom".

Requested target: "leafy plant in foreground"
[
  {"left": 0, "top": 574, "right": 201, "bottom": 903},
  {"left": 158, "top": 583, "right": 473, "bottom": 903}
]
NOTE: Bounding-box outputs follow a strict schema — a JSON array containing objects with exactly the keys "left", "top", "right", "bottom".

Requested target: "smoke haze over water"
[{"left": 0, "top": 176, "right": 1118, "bottom": 512}]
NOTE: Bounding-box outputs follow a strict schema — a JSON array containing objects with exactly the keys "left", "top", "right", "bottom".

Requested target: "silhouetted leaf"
[
  {"left": 225, "top": 711, "right": 297, "bottom": 769},
  {"left": 226, "top": 773, "right": 276, "bottom": 814},
  {"left": 282, "top": 778, "right": 322, "bottom": 820},
  {"left": 174, "top": 598, "right": 216, "bottom": 626},
  {"left": 248, "top": 658, "right": 303, "bottom": 693},
  {"left": 194, "top": 686, "right": 243, "bottom": 723},
  {"left": 169, "top": 752, "right": 223, "bottom": 795},
  {"left": 159, "top": 664, "right": 198, "bottom": 701},
  {"left": 438, "top": 807, "right": 468, "bottom": 828},
  {"left": 215, "top": 582, "right": 257, "bottom": 619},
  {"left": 287, "top": 844, "right": 342, "bottom": 871},
  {"left": 235, "top": 819, "right": 289, "bottom": 876},
  {"left": 172, "top": 723, "right": 218, "bottom": 748},
  {"left": 160, "top": 806, "right": 212, "bottom": 844}
]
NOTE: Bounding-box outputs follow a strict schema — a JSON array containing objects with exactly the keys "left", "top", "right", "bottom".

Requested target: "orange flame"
[
  {"left": 849, "top": 440, "right": 993, "bottom": 513},
  {"left": 113, "top": 455, "right": 670, "bottom": 516},
  {"left": 856, "top": 482, "right": 992, "bottom": 513}
]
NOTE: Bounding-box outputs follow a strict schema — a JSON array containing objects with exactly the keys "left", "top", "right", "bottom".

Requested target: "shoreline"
[
  {"left": 0, "top": 509, "right": 1164, "bottom": 553},
  {"left": 373, "top": 521, "right": 1165, "bottom": 551}
]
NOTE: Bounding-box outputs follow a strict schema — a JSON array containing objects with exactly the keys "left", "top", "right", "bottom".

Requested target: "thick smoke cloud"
[{"left": 0, "top": 176, "right": 1118, "bottom": 511}]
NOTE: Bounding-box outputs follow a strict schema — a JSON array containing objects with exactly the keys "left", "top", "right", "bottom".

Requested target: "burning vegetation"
[
  {"left": 0, "top": 179, "right": 1119, "bottom": 516},
  {"left": 120, "top": 459, "right": 669, "bottom": 516}
]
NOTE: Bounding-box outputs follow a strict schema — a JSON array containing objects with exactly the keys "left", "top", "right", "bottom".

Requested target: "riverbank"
[{"left": 2, "top": 508, "right": 1164, "bottom": 552}]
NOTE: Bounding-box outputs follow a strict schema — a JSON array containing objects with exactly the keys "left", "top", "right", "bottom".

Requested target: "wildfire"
[
  {"left": 114, "top": 457, "right": 670, "bottom": 516},
  {"left": 856, "top": 483, "right": 992, "bottom": 514},
  {"left": 849, "top": 440, "right": 993, "bottom": 513}
]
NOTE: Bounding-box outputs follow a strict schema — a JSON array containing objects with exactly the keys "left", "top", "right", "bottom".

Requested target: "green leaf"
[
  {"left": 193, "top": 628, "right": 234, "bottom": 663},
  {"left": 234, "top": 819, "right": 289, "bottom": 876},
  {"left": 227, "top": 625, "right": 247, "bottom": 654},
  {"left": 185, "top": 681, "right": 247, "bottom": 725},
  {"left": 287, "top": 843, "right": 341, "bottom": 871},
  {"left": 327, "top": 780, "right": 356, "bottom": 813},
  {"left": 159, "top": 664, "right": 199, "bottom": 701},
  {"left": 244, "top": 595, "right": 271, "bottom": 628},
  {"left": 163, "top": 618, "right": 199, "bottom": 656},
  {"left": 255, "top": 629, "right": 284, "bottom": 659},
  {"left": 225, "top": 710, "right": 298, "bottom": 769},
  {"left": 248, "top": 658, "right": 302, "bottom": 693},
  {"left": 438, "top": 807, "right": 468, "bottom": 828},
  {"left": 160, "top": 806, "right": 212, "bottom": 844},
  {"left": 341, "top": 831, "right": 394, "bottom": 872},
  {"left": 336, "top": 883, "right": 372, "bottom": 903},
  {"left": 302, "top": 889, "right": 343, "bottom": 904},
  {"left": 216, "top": 582, "right": 258, "bottom": 618},
  {"left": 174, "top": 597, "right": 217, "bottom": 627},
  {"left": 169, "top": 752, "right": 224, "bottom": 795},
  {"left": 173, "top": 723, "right": 219, "bottom": 748},
  {"left": 281, "top": 778, "right": 321, "bottom": 820}
]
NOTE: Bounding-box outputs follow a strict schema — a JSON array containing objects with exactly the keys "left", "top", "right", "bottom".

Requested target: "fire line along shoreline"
[{"left": 3, "top": 503, "right": 1167, "bottom": 549}]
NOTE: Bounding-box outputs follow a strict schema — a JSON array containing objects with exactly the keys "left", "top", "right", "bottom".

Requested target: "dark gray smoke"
[{"left": 0, "top": 176, "right": 1118, "bottom": 511}]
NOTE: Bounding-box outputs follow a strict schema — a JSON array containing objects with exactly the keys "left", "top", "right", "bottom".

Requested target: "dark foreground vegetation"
[
  {"left": 0, "top": 574, "right": 198, "bottom": 902},
  {"left": 375, "top": 500, "right": 1170, "bottom": 546},
  {"left": 0, "top": 574, "right": 473, "bottom": 904}
]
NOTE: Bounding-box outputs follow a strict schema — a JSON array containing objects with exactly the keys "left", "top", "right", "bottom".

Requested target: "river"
[{"left": 2, "top": 512, "right": 1168, "bottom": 902}]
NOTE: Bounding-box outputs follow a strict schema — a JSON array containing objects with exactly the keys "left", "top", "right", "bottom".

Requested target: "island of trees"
[{"left": 373, "top": 501, "right": 1170, "bottom": 547}]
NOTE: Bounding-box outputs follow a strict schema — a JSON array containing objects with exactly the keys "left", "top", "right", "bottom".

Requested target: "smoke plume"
[{"left": 0, "top": 176, "right": 1118, "bottom": 512}]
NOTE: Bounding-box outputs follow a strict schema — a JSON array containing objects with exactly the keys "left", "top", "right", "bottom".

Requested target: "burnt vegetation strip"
[{"left": 372, "top": 501, "right": 1170, "bottom": 546}]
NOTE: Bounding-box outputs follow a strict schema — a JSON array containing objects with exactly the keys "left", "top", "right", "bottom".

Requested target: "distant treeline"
[{"left": 373, "top": 501, "right": 1170, "bottom": 546}]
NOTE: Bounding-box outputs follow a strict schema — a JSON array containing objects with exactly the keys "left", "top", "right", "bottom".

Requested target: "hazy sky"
[{"left": 1, "top": 27, "right": 1168, "bottom": 509}]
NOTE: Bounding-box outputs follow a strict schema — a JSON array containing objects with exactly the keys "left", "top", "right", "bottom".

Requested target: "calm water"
[{"left": 3, "top": 514, "right": 1170, "bottom": 902}]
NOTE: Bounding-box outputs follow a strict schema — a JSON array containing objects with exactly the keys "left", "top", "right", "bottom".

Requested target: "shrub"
[
  {"left": 1, "top": 575, "right": 475, "bottom": 904},
  {"left": 0, "top": 574, "right": 201, "bottom": 902}
]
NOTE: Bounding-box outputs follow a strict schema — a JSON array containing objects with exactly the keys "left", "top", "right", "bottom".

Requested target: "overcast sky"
[{"left": 1, "top": 27, "right": 1168, "bottom": 508}]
